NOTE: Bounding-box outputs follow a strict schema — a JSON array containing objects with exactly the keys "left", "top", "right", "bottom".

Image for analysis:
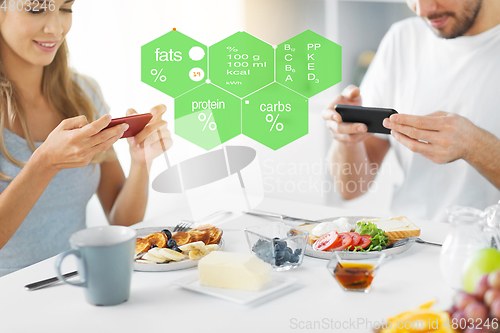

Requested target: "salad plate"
[{"left": 302, "top": 216, "right": 415, "bottom": 260}]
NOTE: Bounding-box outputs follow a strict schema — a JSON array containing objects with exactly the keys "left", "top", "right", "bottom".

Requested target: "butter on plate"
[{"left": 198, "top": 252, "right": 272, "bottom": 291}]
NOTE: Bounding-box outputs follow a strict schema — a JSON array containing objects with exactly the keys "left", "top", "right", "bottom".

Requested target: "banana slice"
[
  {"left": 158, "top": 248, "right": 186, "bottom": 261},
  {"left": 148, "top": 248, "right": 169, "bottom": 260},
  {"left": 143, "top": 252, "right": 167, "bottom": 263},
  {"left": 205, "top": 244, "right": 219, "bottom": 253},
  {"left": 135, "top": 259, "right": 154, "bottom": 264},
  {"left": 178, "top": 241, "right": 206, "bottom": 254},
  {"left": 189, "top": 246, "right": 209, "bottom": 260}
]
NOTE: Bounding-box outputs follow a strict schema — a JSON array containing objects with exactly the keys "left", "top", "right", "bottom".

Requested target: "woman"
[{"left": 0, "top": 0, "right": 173, "bottom": 276}]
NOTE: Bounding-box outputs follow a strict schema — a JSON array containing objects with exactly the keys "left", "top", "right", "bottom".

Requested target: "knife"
[
  {"left": 24, "top": 270, "right": 78, "bottom": 291},
  {"left": 243, "top": 210, "right": 319, "bottom": 224}
]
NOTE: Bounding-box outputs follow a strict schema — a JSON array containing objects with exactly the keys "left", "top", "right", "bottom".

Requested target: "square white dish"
[{"left": 171, "top": 272, "right": 297, "bottom": 305}]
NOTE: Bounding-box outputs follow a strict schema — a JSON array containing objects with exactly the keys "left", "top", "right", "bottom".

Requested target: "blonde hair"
[{"left": 0, "top": 40, "right": 112, "bottom": 181}]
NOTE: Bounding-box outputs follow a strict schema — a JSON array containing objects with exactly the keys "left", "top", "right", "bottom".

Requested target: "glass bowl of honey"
[{"left": 327, "top": 252, "right": 387, "bottom": 292}]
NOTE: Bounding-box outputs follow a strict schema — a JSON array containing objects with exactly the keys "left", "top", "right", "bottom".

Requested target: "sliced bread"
[{"left": 360, "top": 216, "right": 420, "bottom": 243}]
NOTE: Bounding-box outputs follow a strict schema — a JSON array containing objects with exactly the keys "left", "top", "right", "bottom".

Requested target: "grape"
[
  {"left": 491, "top": 298, "right": 500, "bottom": 319},
  {"left": 475, "top": 275, "right": 490, "bottom": 300},
  {"left": 488, "top": 270, "right": 500, "bottom": 289},
  {"left": 464, "top": 301, "right": 488, "bottom": 321},
  {"left": 448, "top": 305, "right": 457, "bottom": 316},
  {"left": 451, "top": 309, "right": 466, "bottom": 321},
  {"left": 463, "top": 328, "right": 485, "bottom": 333},
  {"left": 456, "top": 291, "right": 478, "bottom": 310},
  {"left": 484, "top": 288, "right": 500, "bottom": 307}
]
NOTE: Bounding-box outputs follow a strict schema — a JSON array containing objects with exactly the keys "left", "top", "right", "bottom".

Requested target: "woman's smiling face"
[{"left": 0, "top": 0, "right": 74, "bottom": 67}]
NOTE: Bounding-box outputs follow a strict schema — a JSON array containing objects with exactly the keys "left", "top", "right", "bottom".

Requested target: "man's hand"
[
  {"left": 322, "top": 85, "right": 372, "bottom": 145},
  {"left": 382, "top": 111, "right": 478, "bottom": 164}
]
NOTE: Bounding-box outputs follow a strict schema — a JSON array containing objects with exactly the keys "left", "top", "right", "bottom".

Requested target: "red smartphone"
[{"left": 103, "top": 113, "right": 153, "bottom": 138}]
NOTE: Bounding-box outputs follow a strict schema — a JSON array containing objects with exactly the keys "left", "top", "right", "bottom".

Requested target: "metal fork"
[
  {"left": 173, "top": 220, "right": 193, "bottom": 232},
  {"left": 415, "top": 237, "right": 442, "bottom": 246},
  {"left": 173, "top": 210, "right": 230, "bottom": 232}
]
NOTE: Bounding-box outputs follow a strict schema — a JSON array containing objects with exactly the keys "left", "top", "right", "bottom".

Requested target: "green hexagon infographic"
[
  {"left": 175, "top": 83, "right": 241, "bottom": 150},
  {"left": 242, "top": 83, "right": 308, "bottom": 150},
  {"left": 141, "top": 29, "right": 342, "bottom": 150},
  {"left": 209, "top": 31, "right": 274, "bottom": 97},
  {"left": 141, "top": 29, "right": 208, "bottom": 98},
  {"left": 276, "top": 30, "right": 342, "bottom": 97}
]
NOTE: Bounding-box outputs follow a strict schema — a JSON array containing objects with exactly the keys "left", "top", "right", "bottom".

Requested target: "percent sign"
[
  {"left": 226, "top": 46, "right": 238, "bottom": 52},
  {"left": 198, "top": 113, "right": 217, "bottom": 131},
  {"left": 151, "top": 68, "right": 167, "bottom": 82},
  {"left": 266, "top": 114, "right": 284, "bottom": 132}
]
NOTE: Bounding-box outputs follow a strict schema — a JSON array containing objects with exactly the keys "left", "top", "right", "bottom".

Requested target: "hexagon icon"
[
  {"left": 242, "top": 83, "right": 308, "bottom": 150},
  {"left": 141, "top": 30, "right": 207, "bottom": 98},
  {"left": 175, "top": 83, "right": 241, "bottom": 150},
  {"left": 276, "top": 30, "right": 341, "bottom": 97},
  {"left": 209, "top": 31, "right": 274, "bottom": 97}
]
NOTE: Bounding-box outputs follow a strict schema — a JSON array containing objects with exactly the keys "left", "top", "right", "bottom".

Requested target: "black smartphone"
[{"left": 334, "top": 105, "right": 398, "bottom": 135}]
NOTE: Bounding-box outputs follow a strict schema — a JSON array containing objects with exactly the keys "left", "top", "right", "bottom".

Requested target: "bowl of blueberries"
[{"left": 244, "top": 222, "right": 308, "bottom": 271}]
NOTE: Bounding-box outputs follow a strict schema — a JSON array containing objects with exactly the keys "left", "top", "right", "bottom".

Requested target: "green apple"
[{"left": 462, "top": 248, "right": 500, "bottom": 293}]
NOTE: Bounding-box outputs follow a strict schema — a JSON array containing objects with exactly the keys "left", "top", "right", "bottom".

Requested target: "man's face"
[{"left": 406, "top": 0, "right": 482, "bottom": 38}]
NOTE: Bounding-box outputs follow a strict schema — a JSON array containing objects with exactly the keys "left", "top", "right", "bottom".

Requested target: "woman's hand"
[
  {"left": 37, "top": 115, "right": 127, "bottom": 172},
  {"left": 322, "top": 85, "right": 372, "bottom": 145},
  {"left": 126, "top": 104, "right": 173, "bottom": 166}
]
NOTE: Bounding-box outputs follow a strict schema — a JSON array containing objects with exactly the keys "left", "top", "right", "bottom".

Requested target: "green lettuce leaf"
[{"left": 353, "top": 221, "right": 389, "bottom": 252}]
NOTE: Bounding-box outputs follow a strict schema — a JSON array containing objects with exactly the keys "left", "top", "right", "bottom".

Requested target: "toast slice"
[
  {"left": 294, "top": 224, "right": 321, "bottom": 245},
  {"left": 360, "top": 216, "right": 420, "bottom": 243}
]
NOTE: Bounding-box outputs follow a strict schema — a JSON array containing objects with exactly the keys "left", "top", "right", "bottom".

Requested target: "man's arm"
[
  {"left": 323, "top": 85, "right": 391, "bottom": 200},
  {"left": 327, "top": 136, "right": 390, "bottom": 200},
  {"left": 467, "top": 128, "right": 500, "bottom": 189}
]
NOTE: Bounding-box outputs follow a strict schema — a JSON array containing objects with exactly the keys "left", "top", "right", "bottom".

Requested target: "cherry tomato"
[
  {"left": 357, "top": 235, "right": 372, "bottom": 249},
  {"left": 313, "top": 231, "right": 341, "bottom": 252},
  {"left": 331, "top": 233, "right": 353, "bottom": 251},
  {"left": 349, "top": 232, "right": 361, "bottom": 247}
]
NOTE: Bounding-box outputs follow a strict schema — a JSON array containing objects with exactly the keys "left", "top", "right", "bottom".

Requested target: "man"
[{"left": 323, "top": 0, "right": 500, "bottom": 221}]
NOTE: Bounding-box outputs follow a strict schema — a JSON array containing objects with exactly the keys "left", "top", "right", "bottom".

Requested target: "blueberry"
[
  {"left": 150, "top": 244, "right": 158, "bottom": 249},
  {"left": 275, "top": 250, "right": 285, "bottom": 260},
  {"left": 286, "top": 247, "right": 293, "bottom": 254},
  {"left": 167, "top": 239, "right": 177, "bottom": 248},
  {"left": 172, "top": 245, "right": 182, "bottom": 253},
  {"left": 290, "top": 253, "right": 300, "bottom": 263},
  {"left": 283, "top": 250, "right": 291, "bottom": 263},
  {"left": 294, "top": 248, "right": 302, "bottom": 256},
  {"left": 274, "top": 244, "right": 281, "bottom": 253},
  {"left": 275, "top": 250, "right": 288, "bottom": 266},
  {"left": 273, "top": 240, "right": 286, "bottom": 252},
  {"left": 161, "top": 229, "right": 172, "bottom": 240}
]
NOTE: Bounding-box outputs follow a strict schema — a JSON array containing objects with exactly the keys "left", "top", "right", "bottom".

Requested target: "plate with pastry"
[
  {"left": 133, "top": 224, "right": 224, "bottom": 271},
  {"left": 294, "top": 216, "right": 420, "bottom": 260}
]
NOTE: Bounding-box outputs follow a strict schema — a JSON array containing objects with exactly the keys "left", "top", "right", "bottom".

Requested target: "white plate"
[
  {"left": 171, "top": 273, "right": 297, "bottom": 305},
  {"left": 302, "top": 216, "right": 415, "bottom": 260},
  {"left": 133, "top": 226, "right": 224, "bottom": 272}
]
